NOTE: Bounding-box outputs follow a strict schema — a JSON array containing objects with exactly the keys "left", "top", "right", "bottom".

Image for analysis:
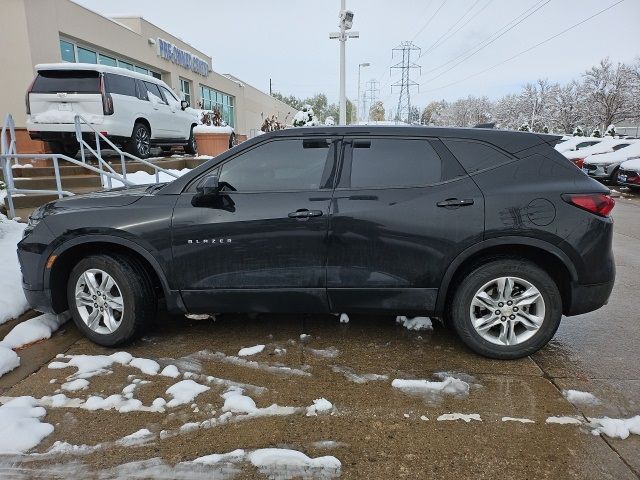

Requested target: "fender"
[
  {"left": 434, "top": 236, "right": 578, "bottom": 315},
  {"left": 44, "top": 233, "right": 178, "bottom": 309}
]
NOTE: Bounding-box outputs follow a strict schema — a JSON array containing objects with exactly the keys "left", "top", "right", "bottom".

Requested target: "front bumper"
[
  {"left": 566, "top": 280, "right": 615, "bottom": 316},
  {"left": 582, "top": 163, "right": 618, "bottom": 179},
  {"left": 22, "top": 285, "right": 57, "bottom": 314}
]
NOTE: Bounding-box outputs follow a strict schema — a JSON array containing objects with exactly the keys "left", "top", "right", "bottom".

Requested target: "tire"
[
  {"left": 48, "top": 141, "right": 79, "bottom": 158},
  {"left": 67, "top": 253, "right": 156, "bottom": 346},
  {"left": 228, "top": 132, "right": 237, "bottom": 149},
  {"left": 184, "top": 126, "right": 197, "bottom": 155},
  {"left": 450, "top": 259, "right": 562, "bottom": 359},
  {"left": 126, "top": 122, "right": 151, "bottom": 159}
]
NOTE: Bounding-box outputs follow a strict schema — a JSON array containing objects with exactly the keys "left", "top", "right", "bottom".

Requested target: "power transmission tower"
[
  {"left": 362, "top": 79, "right": 379, "bottom": 121},
  {"left": 390, "top": 41, "right": 421, "bottom": 123}
]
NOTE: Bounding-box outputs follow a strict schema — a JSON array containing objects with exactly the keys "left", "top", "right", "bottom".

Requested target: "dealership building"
[{"left": 1, "top": 0, "right": 293, "bottom": 151}]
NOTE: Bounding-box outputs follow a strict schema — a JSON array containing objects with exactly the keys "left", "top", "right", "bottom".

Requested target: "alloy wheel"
[
  {"left": 469, "top": 276, "right": 545, "bottom": 346},
  {"left": 75, "top": 268, "right": 125, "bottom": 334},
  {"left": 135, "top": 127, "right": 150, "bottom": 156}
]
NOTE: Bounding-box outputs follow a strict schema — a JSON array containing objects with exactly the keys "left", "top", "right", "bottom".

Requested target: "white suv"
[{"left": 26, "top": 63, "right": 198, "bottom": 159}]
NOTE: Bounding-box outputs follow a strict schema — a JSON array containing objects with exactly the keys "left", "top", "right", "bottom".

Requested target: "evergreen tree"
[
  {"left": 591, "top": 128, "right": 601, "bottom": 138},
  {"left": 573, "top": 126, "right": 584, "bottom": 137},
  {"left": 519, "top": 123, "right": 530, "bottom": 132},
  {"left": 605, "top": 124, "right": 616, "bottom": 137}
]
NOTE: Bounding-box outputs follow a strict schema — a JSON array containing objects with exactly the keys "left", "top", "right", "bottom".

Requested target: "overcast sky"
[{"left": 74, "top": 0, "right": 639, "bottom": 111}]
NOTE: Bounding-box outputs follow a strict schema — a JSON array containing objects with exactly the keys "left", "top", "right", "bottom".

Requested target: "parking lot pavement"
[{"left": 1, "top": 199, "right": 639, "bottom": 479}]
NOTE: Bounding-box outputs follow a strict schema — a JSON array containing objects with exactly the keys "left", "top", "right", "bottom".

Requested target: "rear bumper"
[
  {"left": 565, "top": 280, "right": 615, "bottom": 316},
  {"left": 26, "top": 117, "right": 130, "bottom": 139}
]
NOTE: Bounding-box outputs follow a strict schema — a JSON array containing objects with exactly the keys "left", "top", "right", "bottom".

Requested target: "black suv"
[{"left": 18, "top": 127, "right": 615, "bottom": 359}]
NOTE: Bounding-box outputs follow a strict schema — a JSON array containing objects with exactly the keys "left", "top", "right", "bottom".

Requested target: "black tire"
[
  {"left": 67, "top": 253, "right": 156, "bottom": 346},
  {"left": 126, "top": 122, "right": 151, "bottom": 159},
  {"left": 184, "top": 126, "right": 197, "bottom": 155},
  {"left": 450, "top": 259, "right": 562, "bottom": 359},
  {"left": 228, "top": 132, "right": 237, "bottom": 149},
  {"left": 47, "top": 141, "right": 79, "bottom": 158}
]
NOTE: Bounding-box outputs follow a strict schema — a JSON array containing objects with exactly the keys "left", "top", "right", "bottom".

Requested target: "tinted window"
[
  {"left": 31, "top": 70, "right": 100, "bottom": 93},
  {"left": 349, "top": 139, "right": 442, "bottom": 188},
  {"left": 612, "top": 143, "right": 630, "bottom": 151},
  {"left": 219, "top": 139, "right": 330, "bottom": 192},
  {"left": 144, "top": 81, "right": 166, "bottom": 104},
  {"left": 576, "top": 141, "right": 599, "bottom": 149},
  {"left": 160, "top": 86, "right": 180, "bottom": 107},
  {"left": 443, "top": 139, "right": 512, "bottom": 173},
  {"left": 77, "top": 47, "right": 97, "bottom": 64},
  {"left": 105, "top": 73, "right": 136, "bottom": 97},
  {"left": 134, "top": 79, "right": 148, "bottom": 101}
]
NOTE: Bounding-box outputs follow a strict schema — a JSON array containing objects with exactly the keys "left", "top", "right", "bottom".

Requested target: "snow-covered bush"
[
  {"left": 518, "top": 123, "right": 530, "bottom": 132},
  {"left": 591, "top": 128, "right": 601, "bottom": 138},
  {"left": 573, "top": 126, "right": 584, "bottom": 137},
  {"left": 261, "top": 115, "right": 285, "bottom": 132},
  {"left": 542, "top": 125, "right": 549, "bottom": 134},
  {"left": 324, "top": 116, "right": 335, "bottom": 126},
  {"left": 605, "top": 124, "right": 616, "bottom": 137},
  {"left": 292, "top": 105, "right": 320, "bottom": 127}
]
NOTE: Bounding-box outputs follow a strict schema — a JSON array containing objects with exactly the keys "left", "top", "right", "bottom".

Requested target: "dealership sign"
[{"left": 156, "top": 38, "right": 209, "bottom": 76}]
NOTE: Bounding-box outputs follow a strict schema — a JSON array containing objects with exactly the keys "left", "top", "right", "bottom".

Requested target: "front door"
[
  {"left": 171, "top": 136, "right": 339, "bottom": 313},
  {"left": 327, "top": 136, "right": 485, "bottom": 314}
]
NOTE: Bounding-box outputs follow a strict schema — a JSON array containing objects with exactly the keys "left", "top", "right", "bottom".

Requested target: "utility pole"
[
  {"left": 330, "top": 1, "right": 359, "bottom": 125},
  {"left": 269, "top": 78, "right": 272, "bottom": 96},
  {"left": 356, "top": 62, "right": 370, "bottom": 124},
  {"left": 390, "top": 41, "right": 421, "bottom": 124},
  {"left": 362, "top": 79, "right": 380, "bottom": 122}
]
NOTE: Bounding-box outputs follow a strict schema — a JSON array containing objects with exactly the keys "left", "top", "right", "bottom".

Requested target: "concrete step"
[
  {"left": 13, "top": 174, "right": 102, "bottom": 190},
  {"left": 5, "top": 186, "right": 102, "bottom": 209}
]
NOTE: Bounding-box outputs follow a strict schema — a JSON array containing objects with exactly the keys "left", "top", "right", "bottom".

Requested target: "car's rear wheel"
[
  {"left": 67, "top": 254, "right": 156, "bottom": 346},
  {"left": 450, "top": 259, "right": 562, "bottom": 359},
  {"left": 126, "top": 123, "right": 151, "bottom": 159},
  {"left": 184, "top": 126, "right": 197, "bottom": 155}
]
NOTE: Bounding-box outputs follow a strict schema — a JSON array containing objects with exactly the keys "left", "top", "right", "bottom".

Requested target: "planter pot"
[{"left": 194, "top": 132, "right": 230, "bottom": 157}]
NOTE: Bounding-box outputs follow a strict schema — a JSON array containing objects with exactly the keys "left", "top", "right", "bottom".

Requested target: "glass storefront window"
[
  {"left": 180, "top": 78, "right": 191, "bottom": 105},
  {"left": 151, "top": 71, "right": 162, "bottom": 80},
  {"left": 135, "top": 66, "right": 149, "bottom": 75},
  {"left": 77, "top": 47, "right": 97, "bottom": 64},
  {"left": 118, "top": 60, "right": 134, "bottom": 71},
  {"left": 99, "top": 54, "right": 117, "bottom": 67},
  {"left": 199, "top": 85, "right": 235, "bottom": 127},
  {"left": 60, "top": 39, "right": 75, "bottom": 62}
]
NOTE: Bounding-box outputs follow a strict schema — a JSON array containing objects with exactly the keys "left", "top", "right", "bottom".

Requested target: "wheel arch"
[
  {"left": 46, "top": 236, "right": 176, "bottom": 313},
  {"left": 436, "top": 237, "right": 577, "bottom": 318},
  {"left": 133, "top": 117, "right": 152, "bottom": 137}
]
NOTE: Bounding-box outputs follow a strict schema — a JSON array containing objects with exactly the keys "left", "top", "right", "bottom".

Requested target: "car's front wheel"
[
  {"left": 126, "top": 123, "right": 151, "bottom": 159},
  {"left": 184, "top": 126, "right": 197, "bottom": 155},
  {"left": 67, "top": 254, "right": 156, "bottom": 346},
  {"left": 450, "top": 259, "right": 562, "bottom": 359}
]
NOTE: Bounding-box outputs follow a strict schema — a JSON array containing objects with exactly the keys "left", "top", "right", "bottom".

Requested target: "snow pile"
[
  {"left": 38, "top": 392, "right": 166, "bottom": 413},
  {"left": 165, "top": 379, "right": 210, "bottom": 407},
  {"left": 545, "top": 416, "right": 582, "bottom": 425},
  {"left": 437, "top": 413, "right": 482, "bottom": 422},
  {"left": 60, "top": 379, "right": 89, "bottom": 392},
  {"left": 331, "top": 365, "right": 388, "bottom": 384},
  {"left": 589, "top": 416, "right": 640, "bottom": 439},
  {"left": 221, "top": 387, "right": 258, "bottom": 414},
  {"left": 238, "top": 345, "right": 265, "bottom": 357},
  {"left": 248, "top": 448, "right": 341, "bottom": 478},
  {"left": 308, "top": 347, "right": 340, "bottom": 358},
  {"left": 0, "top": 214, "right": 28, "bottom": 325},
  {"left": 110, "top": 168, "right": 190, "bottom": 188},
  {"left": 116, "top": 428, "right": 155, "bottom": 446},
  {"left": 49, "top": 352, "right": 165, "bottom": 380},
  {"left": 339, "top": 313, "right": 349, "bottom": 324},
  {"left": 562, "top": 389, "right": 600, "bottom": 405},
  {"left": 0, "top": 313, "right": 69, "bottom": 349},
  {"left": 306, "top": 398, "right": 333, "bottom": 416},
  {"left": 160, "top": 364, "right": 180, "bottom": 378},
  {"left": 396, "top": 316, "right": 433, "bottom": 331},
  {"left": 193, "top": 125, "right": 234, "bottom": 134},
  {"left": 502, "top": 416, "right": 535, "bottom": 423},
  {"left": 392, "top": 375, "right": 469, "bottom": 396},
  {"left": 129, "top": 358, "right": 160, "bottom": 375},
  {"left": 0, "top": 396, "right": 54, "bottom": 453},
  {"left": 0, "top": 347, "right": 19, "bottom": 377}
]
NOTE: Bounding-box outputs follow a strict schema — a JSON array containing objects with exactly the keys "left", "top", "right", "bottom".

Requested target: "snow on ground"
[
  {"left": 49, "top": 352, "right": 165, "bottom": 380},
  {"left": 306, "top": 398, "right": 333, "bottom": 416},
  {"left": 437, "top": 413, "right": 482, "bottom": 422},
  {"left": 0, "top": 214, "right": 28, "bottom": 325},
  {"left": 562, "top": 389, "right": 600, "bottom": 405},
  {"left": 392, "top": 375, "right": 470, "bottom": 396},
  {"left": 0, "top": 346, "right": 19, "bottom": 377},
  {"left": 331, "top": 365, "right": 388, "bottom": 384},
  {"left": 589, "top": 416, "right": 640, "bottom": 439},
  {"left": 339, "top": 313, "right": 349, "bottom": 324},
  {"left": 0, "top": 313, "right": 69, "bottom": 349},
  {"left": 502, "top": 417, "right": 535, "bottom": 423},
  {"left": 0, "top": 396, "right": 54, "bottom": 453},
  {"left": 308, "top": 347, "right": 340, "bottom": 358},
  {"left": 159, "top": 364, "right": 180, "bottom": 378},
  {"left": 110, "top": 168, "right": 190, "bottom": 188},
  {"left": 129, "top": 357, "right": 160, "bottom": 375},
  {"left": 60, "top": 379, "right": 89, "bottom": 392},
  {"left": 545, "top": 416, "right": 583, "bottom": 425},
  {"left": 165, "top": 379, "right": 210, "bottom": 407},
  {"left": 237, "top": 344, "right": 265, "bottom": 357},
  {"left": 396, "top": 316, "right": 433, "bottom": 331},
  {"left": 116, "top": 428, "right": 155, "bottom": 446},
  {"left": 191, "top": 350, "right": 312, "bottom": 377}
]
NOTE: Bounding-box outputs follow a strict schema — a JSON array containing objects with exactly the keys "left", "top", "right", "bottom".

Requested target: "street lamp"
[
  {"left": 330, "top": 0, "right": 359, "bottom": 125},
  {"left": 357, "top": 62, "right": 370, "bottom": 124}
]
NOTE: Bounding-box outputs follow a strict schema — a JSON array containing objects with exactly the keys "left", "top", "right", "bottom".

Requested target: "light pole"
[
  {"left": 330, "top": 1, "right": 359, "bottom": 125},
  {"left": 357, "top": 62, "right": 370, "bottom": 124}
]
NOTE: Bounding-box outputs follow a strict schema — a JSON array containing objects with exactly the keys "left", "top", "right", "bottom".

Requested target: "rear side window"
[
  {"left": 144, "top": 81, "right": 167, "bottom": 105},
  {"left": 105, "top": 73, "right": 136, "bottom": 97},
  {"left": 31, "top": 70, "right": 100, "bottom": 93},
  {"left": 612, "top": 143, "right": 630, "bottom": 151},
  {"left": 443, "top": 139, "right": 513, "bottom": 174},
  {"left": 348, "top": 138, "right": 443, "bottom": 188}
]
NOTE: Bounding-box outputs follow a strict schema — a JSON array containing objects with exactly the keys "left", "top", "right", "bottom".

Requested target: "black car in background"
[{"left": 18, "top": 126, "right": 615, "bottom": 359}]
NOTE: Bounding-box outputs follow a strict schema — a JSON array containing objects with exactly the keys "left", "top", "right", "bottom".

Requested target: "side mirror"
[
  {"left": 196, "top": 174, "right": 220, "bottom": 197},
  {"left": 181, "top": 100, "right": 189, "bottom": 110}
]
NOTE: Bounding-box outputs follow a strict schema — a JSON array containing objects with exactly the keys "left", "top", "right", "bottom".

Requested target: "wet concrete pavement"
[{"left": 0, "top": 198, "right": 638, "bottom": 479}]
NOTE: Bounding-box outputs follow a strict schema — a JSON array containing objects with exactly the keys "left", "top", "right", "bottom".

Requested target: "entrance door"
[
  {"left": 171, "top": 136, "right": 339, "bottom": 313},
  {"left": 327, "top": 136, "right": 485, "bottom": 313}
]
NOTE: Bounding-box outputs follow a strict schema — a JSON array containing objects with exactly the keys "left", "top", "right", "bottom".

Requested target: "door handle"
[
  {"left": 288, "top": 209, "right": 323, "bottom": 219},
  {"left": 436, "top": 198, "right": 474, "bottom": 208}
]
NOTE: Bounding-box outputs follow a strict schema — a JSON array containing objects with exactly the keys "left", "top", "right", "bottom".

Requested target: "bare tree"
[
  {"left": 549, "top": 81, "right": 583, "bottom": 134},
  {"left": 369, "top": 101, "right": 385, "bottom": 121}
]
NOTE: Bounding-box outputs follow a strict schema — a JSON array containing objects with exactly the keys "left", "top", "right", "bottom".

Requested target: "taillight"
[
  {"left": 572, "top": 158, "right": 585, "bottom": 169},
  {"left": 100, "top": 75, "right": 114, "bottom": 115},
  {"left": 25, "top": 76, "right": 36, "bottom": 115},
  {"left": 562, "top": 193, "right": 615, "bottom": 217}
]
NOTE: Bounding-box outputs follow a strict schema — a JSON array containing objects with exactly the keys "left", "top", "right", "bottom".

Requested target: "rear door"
[
  {"left": 327, "top": 136, "right": 484, "bottom": 313},
  {"left": 29, "top": 70, "right": 104, "bottom": 124},
  {"left": 171, "top": 136, "right": 339, "bottom": 313}
]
